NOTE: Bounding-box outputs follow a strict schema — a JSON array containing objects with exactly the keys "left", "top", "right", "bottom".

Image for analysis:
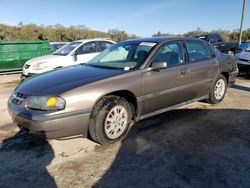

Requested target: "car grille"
[
  {"left": 239, "top": 58, "right": 250, "bottom": 63},
  {"left": 24, "top": 64, "right": 30, "bottom": 69},
  {"left": 11, "top": 92, "right": 28, "bottom": 105}
]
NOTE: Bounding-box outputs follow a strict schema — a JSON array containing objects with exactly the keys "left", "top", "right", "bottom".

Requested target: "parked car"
[
  {"left": 0, "top": 40, "right": 51, "bottom": 73},
  {"left": 239, "top": 42, "right": 250, "bottom": 51},
  {"left": 21, "top": 38, "right": 115, "bottom": 79},
  {"left": 236, "top": 48, "right": 250, "bottom": 75},
  {"left": 194, "top": 33, "right": 239, "bottom": 54},
  {"left": 50, "top": 42, "right": 68, "bottom": 53},
  {"left": 8, "top": 37, "right": 238, "bottom": 144}
]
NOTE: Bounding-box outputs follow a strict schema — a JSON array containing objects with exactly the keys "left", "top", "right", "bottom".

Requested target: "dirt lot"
[{"left": 0, "top": 73, "right": 250, "bottom": 188}]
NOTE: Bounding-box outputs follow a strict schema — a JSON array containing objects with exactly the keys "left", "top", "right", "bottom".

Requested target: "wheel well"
[
  {"left": 108, "top": 90, "right": 137, "bottom": 114},
  {"left": 221, "top": 72, "right": 229, "bottom": 83},
  {"left": 104, "top": 90, "right": 137, "bottom": 118}
]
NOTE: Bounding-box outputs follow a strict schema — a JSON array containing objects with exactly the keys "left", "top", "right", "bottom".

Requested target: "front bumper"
[{"left": 8, "top": 103, "right": 91, "bottom": 139}]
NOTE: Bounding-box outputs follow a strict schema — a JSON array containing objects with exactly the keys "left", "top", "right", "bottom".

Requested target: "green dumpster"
[{"left": 0, "top": 40, "right": 51, "bottom": 73}]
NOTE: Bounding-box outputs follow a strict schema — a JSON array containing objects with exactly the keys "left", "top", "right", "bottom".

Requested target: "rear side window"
[
  {"left": 99, "top": 41, "right": 113, "bottom": 51},
  {"left": 76, "top": 42, "right": 97, "bottom": 54},
  {"left": 185, "top": 41, "right": 211, "bottom": 62}
]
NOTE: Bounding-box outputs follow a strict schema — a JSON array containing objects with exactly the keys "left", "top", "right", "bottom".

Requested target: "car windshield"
[
  {"left": 86, "top": 41, "right": 157, "bottom": 70},
  {"left": 53, "top": 42, "right": 81, "bottom": 56}
]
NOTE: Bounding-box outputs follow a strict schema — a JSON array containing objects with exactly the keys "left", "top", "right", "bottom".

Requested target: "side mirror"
[
  {"left": 72, "top": 51, "right": 77, "bottom": 62},
  {"left": 151, "top": 61, "right": 167, "bottom": 70}
]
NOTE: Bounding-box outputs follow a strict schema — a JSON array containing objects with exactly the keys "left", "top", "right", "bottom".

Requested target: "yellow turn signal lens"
[{"left": 46, "top": 97, "right": 57, "bottom": 107}]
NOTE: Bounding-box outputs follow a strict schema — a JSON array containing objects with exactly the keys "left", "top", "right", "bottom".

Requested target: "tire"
[
  {"left": 207, "top": 74, "right": 227, "bottom": 104},
  {"left": 88, "top": 95, "right": 133, "bottom": 145},
  {"left": 238, "top": 70, "right": 241, "bottom": 77}
]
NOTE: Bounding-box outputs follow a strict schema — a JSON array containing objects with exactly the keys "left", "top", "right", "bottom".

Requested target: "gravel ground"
[{"left": 0, "top": 73, "right": 250, "bottom": 188}]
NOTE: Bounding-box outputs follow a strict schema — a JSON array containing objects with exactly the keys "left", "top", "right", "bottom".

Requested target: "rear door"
[
  {"left": 141, "top": 41, "right": 192, "bottom": 115},
  {"left": 75, "top": 42, "right": 99, "bottom": 63},
  {"left": 184, "top": 40, "right": 216, "bottom": 99}
]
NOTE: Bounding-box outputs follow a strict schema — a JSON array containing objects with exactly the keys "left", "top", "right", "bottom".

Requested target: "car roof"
[
  {"left": 50, "top": 42, "right": 69, "bottom": 44},
  {"left": 124, "top": 36, "right": 196, "bottom": 43},
  {"left": 74, "top": 38, "right": 114, "bottom": 43}
]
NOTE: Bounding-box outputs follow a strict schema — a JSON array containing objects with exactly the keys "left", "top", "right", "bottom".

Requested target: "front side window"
[
  {"left": 186, "top": 41, "right": 211, "bottom": 62},
  {"left": 53, "top": 42, "right": 81, "bottom": 56},
  {"left": 151, "top": 42, "right": 184, "bottom": 67},
  {"left": 86, "top": 42, "right": 157, "bottom": 70},
  {"left": 76, "top": 42, "right": 96, "bottom": 55}
]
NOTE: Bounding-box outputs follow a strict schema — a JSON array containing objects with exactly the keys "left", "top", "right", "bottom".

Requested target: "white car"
[
  {"left": 236, "top": 48, "right": 250, "bottom": 75},
  {"left": 22, "top": 38, "right": 115, "bottom": 79}
]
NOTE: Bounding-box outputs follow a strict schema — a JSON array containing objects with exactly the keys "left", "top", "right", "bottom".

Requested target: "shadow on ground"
[
  {"left": 95, "top": 108, "right": 250, "bottom": 187},
  {"left": 232, "top": 84, "right": 250, "bottom": 92},
  {"left": 0, "top": 130, "right": 56, "bottom": 188}
]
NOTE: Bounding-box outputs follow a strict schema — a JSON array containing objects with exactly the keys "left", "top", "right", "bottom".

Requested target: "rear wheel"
[
  {"left": 207, "top": 74, "right": 227, "bottom": 104},
  {"left": 89, "top": 95, "right": 133, "bottom": 145}
]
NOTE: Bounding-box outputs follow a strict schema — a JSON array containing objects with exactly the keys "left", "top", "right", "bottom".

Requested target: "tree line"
[
  {"left": 1, "top": 23, "right": 250, "bottom": 42},
  {"left": 0, "top": 23, "right": 137, "bottom": 42}
]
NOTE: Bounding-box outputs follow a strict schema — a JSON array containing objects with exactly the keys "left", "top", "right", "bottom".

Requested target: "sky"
[{"left": 0, "top": 0, "right": 249, "bottom": 37}]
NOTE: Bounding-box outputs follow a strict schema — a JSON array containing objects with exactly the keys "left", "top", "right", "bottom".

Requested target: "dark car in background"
[
  {"left": 50, "top": 42, "right": 68, "bottom": 53},
  {"left": 237, "top": 48, "right": 250, "bottom": 75},
  {"left": 194, "top": 33, "right": 239, "bottom": 54},
  {"left": 8, "top": 37, "right": 238, "bottom": 144},
  {"left": 239, "top": 42, "right": 250, "bottom": 51}
]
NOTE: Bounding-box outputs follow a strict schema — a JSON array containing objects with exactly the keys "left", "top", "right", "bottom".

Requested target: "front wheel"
[
  {"left": 88, "top": 95, "right": 133, "bottom": 145},
  {"left": 207, "top": 75, "right": 227, "bottom": 104}
]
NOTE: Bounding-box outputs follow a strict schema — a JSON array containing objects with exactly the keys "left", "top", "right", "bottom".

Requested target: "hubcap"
[
  {"left": 104, "top": 105, "right": 128, "bottom": 140},
  {"left": 214, "top": 79, "right": 226, "bottom": 100}
]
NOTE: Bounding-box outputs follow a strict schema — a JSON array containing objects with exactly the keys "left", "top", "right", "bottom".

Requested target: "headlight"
[
  {"left": 26, "top": 96, "right": 66, "bottom": 111},
  {"left": 32, "top": 62, "right": 51, "bottom": 70}
]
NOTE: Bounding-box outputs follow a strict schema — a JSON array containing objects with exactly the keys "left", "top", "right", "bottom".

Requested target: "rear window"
[
  {"left": 186, "top": 41, "right": 211, "bottom": 62},
  {"left": 99, "top": 41, "right": 113, "bottom": 51}
]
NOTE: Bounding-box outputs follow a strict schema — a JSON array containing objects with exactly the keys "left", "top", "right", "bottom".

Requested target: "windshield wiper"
[{"left": 85, "top": 64, "right": 126, "bottom": 70}]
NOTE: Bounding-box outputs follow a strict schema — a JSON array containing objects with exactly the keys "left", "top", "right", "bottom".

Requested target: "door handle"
[{"left": 180, "top": 68, "right": 188, "bottom": 76}]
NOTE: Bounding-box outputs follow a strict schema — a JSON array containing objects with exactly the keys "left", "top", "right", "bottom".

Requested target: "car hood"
[
  {"left": 25, "top": 55, "right": 66, "bottom": 65},
  {"left": 16, "top": 65, "right": 126, "bottom": 95}
]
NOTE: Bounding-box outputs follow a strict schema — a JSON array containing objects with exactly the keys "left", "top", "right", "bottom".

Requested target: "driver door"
[{"left": 141, "top": 41, "right": 192, "bottom": 115}]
